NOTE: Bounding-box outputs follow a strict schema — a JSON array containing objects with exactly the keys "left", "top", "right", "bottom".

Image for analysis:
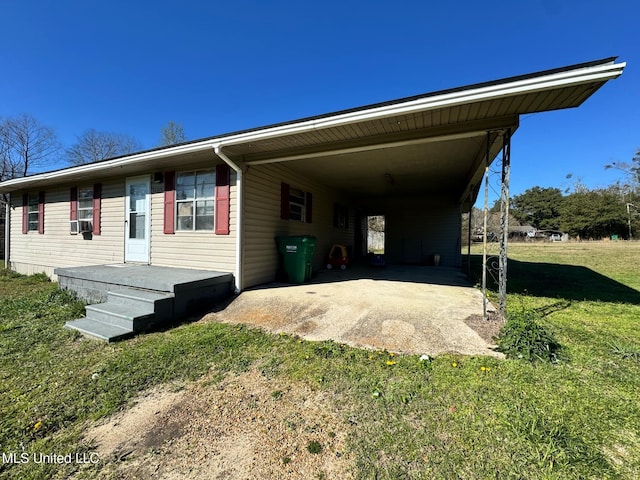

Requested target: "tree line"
[
  {"left": 509, "top": 183, "right": 638, "bottom": 239},
  {"left": 465, "top": 150, "right": 640, "bottom": 240},
  {"left": 0, "top": 114, "right": 186, "bottom": 182}
]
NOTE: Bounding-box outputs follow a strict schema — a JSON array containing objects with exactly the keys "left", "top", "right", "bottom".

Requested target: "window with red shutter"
[
  {"left": 164, "top": 171, "right": 175, "bottom": 234},
  {"left": 37, "top": 191, "right": 45, "bottom": 234},
  {"left": 281, "top": 183, "right": 312, "bottom": 223},
  {"left": 92, "top": 183, "right": 102, "bottom": 235},
  {"left": 70, "top": 187, "right": 78, "bottom": 221}
]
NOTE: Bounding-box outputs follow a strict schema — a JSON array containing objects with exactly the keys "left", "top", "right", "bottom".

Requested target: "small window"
[
  {"left": 176, "top": 170, "right": 215, "bottom": 231},
  {"left": 78, "top": 187, "right": 93, "bottom": 231},
  {"left": 334, "top": 203, "right": 349, "bottom": 229},
  {"left": 289, "top": 187, "right": 306, "bottom": 222},
  {"left": 27, "top": 194, "right": 39, "bottom": 231}
]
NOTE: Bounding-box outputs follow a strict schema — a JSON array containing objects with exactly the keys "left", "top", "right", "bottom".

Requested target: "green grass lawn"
[{"left": 1, "top": 242, "right": 639, "bottom": 479}]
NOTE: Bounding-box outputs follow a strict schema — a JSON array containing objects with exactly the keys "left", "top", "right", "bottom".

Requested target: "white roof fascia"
[
  {"left": 0, "top": 60, "right": 625, "bottom": 192},
  {"left": 0, "top": 140, "right": 218, "bottom": 191},
  {"left": 215, "top": 61, "right": 625, "bottom": 147}
]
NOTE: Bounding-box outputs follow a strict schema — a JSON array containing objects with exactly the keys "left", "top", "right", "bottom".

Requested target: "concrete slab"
[
  {"left": 214, "top": 266, "right": 502, "bottom": 357},
  {"left": 55, "top": 264, "right": 233, "bottom": 293}
]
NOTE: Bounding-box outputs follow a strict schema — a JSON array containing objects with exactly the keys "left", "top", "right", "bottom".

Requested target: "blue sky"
[{"left": 1, "top": 0, "right": 638, "bottom": 197}]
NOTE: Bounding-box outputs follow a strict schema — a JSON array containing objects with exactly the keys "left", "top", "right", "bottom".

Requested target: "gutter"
[
  {"left": 0, "top": 141, "right": 218, "bottom": 193},
  {"left": 213, "top": 144, "right": 244, "bottom": 293}
]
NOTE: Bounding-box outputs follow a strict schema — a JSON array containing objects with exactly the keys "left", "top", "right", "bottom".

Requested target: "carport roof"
[{"left": 0, "top": 57, "right": 625, "bottom": 206}]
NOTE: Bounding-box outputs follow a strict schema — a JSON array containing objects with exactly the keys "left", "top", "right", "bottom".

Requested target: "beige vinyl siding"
[
  {"left": 149, "top": 163, "right": 236, "bottom": 273},
  {"left": 9, "top": 161, "right": 238, "bottom": 279},
  {"left": 10, "top": 180, "right": 125, "bottom": 278},
  {"left": 243, "top": 163, "right": 354, "bottom": 288}
]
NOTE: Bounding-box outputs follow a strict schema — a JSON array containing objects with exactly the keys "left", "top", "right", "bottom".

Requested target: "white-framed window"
[
  {"left": 334, "top": 203, "right": 349, "bottom": 229},
  {"left": 289, "top": 187, "right": 306, "bottom": 222},
  {"left": 78, "top": 187, "right": 93, "bottom": 230},
  {"left": 176, "top": 170, "right": 215, "bottom": 231},
  {"left": 27, "top": 193, "right": 39, "bottom": 232}
]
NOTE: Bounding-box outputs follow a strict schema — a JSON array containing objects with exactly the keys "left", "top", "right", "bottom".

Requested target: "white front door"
[{"left": 125, "top": 176, "right": 151, "bottom": 263}]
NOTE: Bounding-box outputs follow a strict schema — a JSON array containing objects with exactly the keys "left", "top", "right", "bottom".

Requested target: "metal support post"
[
  {"left": 482, "top": 133, "right": 490, "bottom": 321},
  {"left": 498, "top": 130, "right": 511, "bottom": 320},
  {"left": 467, "top": 198, "right": 472, "bottom": 280}
]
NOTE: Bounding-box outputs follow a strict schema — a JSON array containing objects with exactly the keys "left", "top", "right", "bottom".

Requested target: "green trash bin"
[{"left": 276, "top": 235, "right": 317, "bottom": 283}]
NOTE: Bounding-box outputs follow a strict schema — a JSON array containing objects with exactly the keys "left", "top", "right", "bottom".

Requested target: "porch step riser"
[
  {"left": 85, "top": 307, "right": 155, "bottom": 330},
  {"left": 107, "top": 295, "right": 174, "bottom": 322}
]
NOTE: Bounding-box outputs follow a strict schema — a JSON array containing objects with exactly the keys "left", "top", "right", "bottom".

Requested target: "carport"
[
  {"left": 208, "top": 57, "right": 624, "bottom": 353},
  {"left": 214, "top": 57, "right": 625, "bottom": 318}
]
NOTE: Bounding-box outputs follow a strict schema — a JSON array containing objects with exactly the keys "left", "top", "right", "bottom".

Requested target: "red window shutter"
[
  {"left": 305, "top": 192, "right": 313, "bottom": 223},
  {"left": 164, "top": 171, "right": 175, "bottom": 234},
  {"left": 38, "top": 191, "right": 45, "bottom": 234},
  {"left": 70, "top": 187, "right": 78, "bottom": 221},
  {"left": 92, "top": 183, "right": 102, "bottom": 235},
  {"left": 215, "top": 164, "right": 231, "bottom": 235},
  {"left": 280, "top": 182, "right": 290, "bottom": 220},
  {"left": 22, "top": 193, "right": 28, "bottom": 234}
]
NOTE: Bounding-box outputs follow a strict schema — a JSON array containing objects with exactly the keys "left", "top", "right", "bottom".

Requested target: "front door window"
[{"left": 129, "top": 183, "right": 148, "bottom": 239}]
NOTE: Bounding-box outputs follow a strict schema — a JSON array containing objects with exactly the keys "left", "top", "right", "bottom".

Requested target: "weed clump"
[
  {"left": 609, "top": 341, "right": 640, "bottom": 362},
  {"left": 306, "top": 440, "right": 323, "bottom": 454},
  {"left": 494, "top": 309, "right": 564, "bottom": 363}
]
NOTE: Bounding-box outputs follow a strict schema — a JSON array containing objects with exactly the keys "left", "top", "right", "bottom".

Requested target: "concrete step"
[
  {"left": 85, "top": 302, "right": 155, "bottom": 330},
  {"left": 65, "top": 318, "right": 133, "bottom": 342},
  {"left": 107, "top": 288, "right": 174, "bottom": 322}
]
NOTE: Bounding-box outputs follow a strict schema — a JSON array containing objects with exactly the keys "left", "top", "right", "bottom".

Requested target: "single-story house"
[{"left": 0, "top": 58, "right": 625, "bottom": 294}]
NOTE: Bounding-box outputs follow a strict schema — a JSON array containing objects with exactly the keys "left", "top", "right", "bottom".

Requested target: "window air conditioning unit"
[
  {"left": 71, "top": 220, "right": 93, "bottom": 234},
  {"left": 78, "top": 220, "right": 93, "bottom": 233}
]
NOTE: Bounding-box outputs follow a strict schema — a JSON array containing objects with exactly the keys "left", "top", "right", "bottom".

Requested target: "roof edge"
[{"left": 0, "top": 57, "right": 625, "bottom": 193}]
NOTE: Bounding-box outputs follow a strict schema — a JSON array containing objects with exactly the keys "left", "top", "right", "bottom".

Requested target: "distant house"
[
  {"left": 0, "top": 58, "right": 625, "bottom": 292},
  {"left": 509, "top": 225, "right": 536, "bottom": 240}
]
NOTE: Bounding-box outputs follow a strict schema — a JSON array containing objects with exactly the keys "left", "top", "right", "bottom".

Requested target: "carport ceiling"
[
  {"left": 236, "top": 113, "right": 521, "bottom": 201},
  {"left": 281, "top": 133, "right": 490, "bottom": 198}
]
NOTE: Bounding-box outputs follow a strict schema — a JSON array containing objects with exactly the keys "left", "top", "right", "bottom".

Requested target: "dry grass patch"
[{"left": 79, "top": 369, "right": 354, "bottom": 480}]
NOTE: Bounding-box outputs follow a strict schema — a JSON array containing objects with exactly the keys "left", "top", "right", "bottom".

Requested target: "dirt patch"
[
  {"left": 78, "top": 370, "right": 355, "bottom": 479},
  {"left": 85, "top": 387, "right": 188, "bottom": 463},
  {"left": 464, "top": 313, "right": 504, "bottom": 344}
]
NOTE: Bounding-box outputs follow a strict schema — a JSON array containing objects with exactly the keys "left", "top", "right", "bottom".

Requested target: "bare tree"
[
  {"left": 66, "top": 129, "right": 143, "bottom": 166},
  {"left": 159, "top": 121, "right": 186, "bottom": 147},
  {"left": 605, "top": 149, "right": 640, "bottom": 194},
  {"left": 0, "top": 113, "right": 60, "bottom": 180}
]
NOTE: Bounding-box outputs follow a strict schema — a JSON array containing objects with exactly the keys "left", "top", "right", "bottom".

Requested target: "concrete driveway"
[{"left": 214, "top": 266, "right": 503, "bottom": 357}]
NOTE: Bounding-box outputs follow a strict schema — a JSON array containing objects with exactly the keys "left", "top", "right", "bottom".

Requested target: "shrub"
[{"left": 494, "top": 309, "right": 564, "bottom": 363}]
